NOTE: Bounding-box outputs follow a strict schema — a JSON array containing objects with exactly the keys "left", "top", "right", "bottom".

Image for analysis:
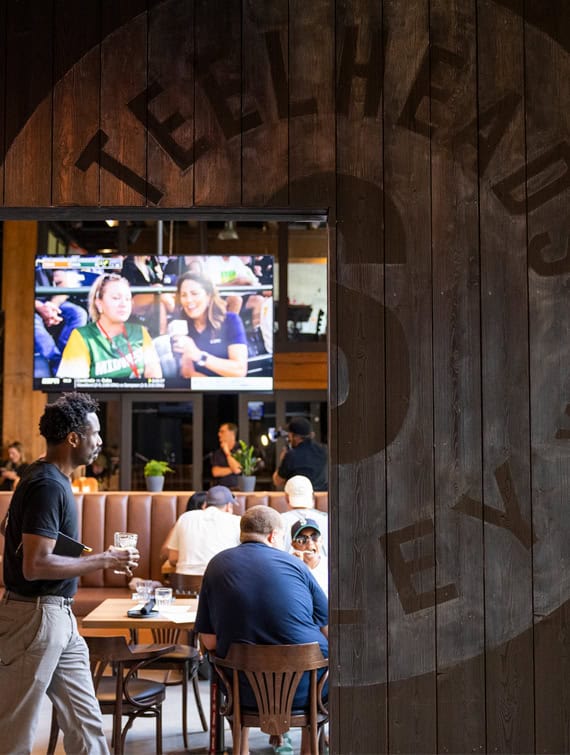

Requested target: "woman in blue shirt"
[{"left": 171, "top": 271, "right": 248, "bottom": 378}]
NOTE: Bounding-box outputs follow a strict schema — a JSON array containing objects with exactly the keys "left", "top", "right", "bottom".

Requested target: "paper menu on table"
[{"left": 158, "top": 606, "right": 197, "bottom": 623}]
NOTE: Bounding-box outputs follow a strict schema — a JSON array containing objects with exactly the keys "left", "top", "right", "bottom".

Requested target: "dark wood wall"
[{"left": 1, "top": 1, "right": 569, "bottom": 752}]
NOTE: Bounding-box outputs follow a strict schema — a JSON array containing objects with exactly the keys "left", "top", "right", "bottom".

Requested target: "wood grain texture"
[
  {"left": 289, "top": 0, "right": 335, "bottom": 209},
  {"left": 477, "top": 1, "right": 534, "bottom": 752},
  {"left": 53, "top": 0, "right": 101, "bottom": 206},
  {"left": 273, "top": 352, "right": 327, "bottom": 390},
  {"left": 3, "top": 1, "right": 53, "bottom": 206},
  {"left": 147, "top": 0, "right": 196, "bottom": 207},
  {"left": 242, "top": 0, "right": 289, "bottom": 205},
  {"left": 382, "top": 0, "right": 437, "bottom": 750},
  {"left": 193, "top": 0, "right": 242, "bottom": 205},
  {"left": 100, "top": 0, "right": 148, "bottom": 206},
  {"left": 0, "top": 1, "right": 5, "bottom": 206},
  {"left": 0, "top": 2, "right": 568, "bottom": 751},
  {"left": 428, "top": 0, "right": 486, "bottom": 751},
  {"left": 2, "top": 222, "right": 46, "bottom": 461},
  {"left": 333, "top": 3, "right": 387, "bottom": 751},
  {"left": 526, "top": 0, "right": 570, "bottom": 750}
]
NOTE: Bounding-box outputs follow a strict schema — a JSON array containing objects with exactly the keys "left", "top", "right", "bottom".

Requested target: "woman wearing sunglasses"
[{"left": 290, "top": 517, "right": 328, "bottom": 596}]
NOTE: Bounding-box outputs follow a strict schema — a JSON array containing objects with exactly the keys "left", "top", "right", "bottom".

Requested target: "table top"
[{"left": 82, "top": 598, "right": 198, "bottom": 630}]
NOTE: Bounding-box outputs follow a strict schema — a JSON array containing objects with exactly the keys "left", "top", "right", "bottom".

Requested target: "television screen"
[{"left": 34, "top": 254, "right": 274, "bottom": 392}]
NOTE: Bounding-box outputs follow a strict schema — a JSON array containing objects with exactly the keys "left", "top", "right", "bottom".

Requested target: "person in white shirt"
[
  {"left": 165, "top": 486, "right": 241, "bottom": 575},
  {"left": 204, "top": 255, "right": 259, "bottom": 286},
  {"left": 290, "top": 517, "right": 328, "bottom": 596},
  {"left": 280, "top": 475, "right": 329, "bottom": 556}
]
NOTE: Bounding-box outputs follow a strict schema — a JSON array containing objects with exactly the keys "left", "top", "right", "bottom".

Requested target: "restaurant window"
[
  {"left": 130, "top": 401, "right": 195, "bottom": 490},
  {"left": 274, "top": 222, "right": 328, "bottom": 347},
  {"left": 238, "top": 392, "right": 327, "bottom": 491}
]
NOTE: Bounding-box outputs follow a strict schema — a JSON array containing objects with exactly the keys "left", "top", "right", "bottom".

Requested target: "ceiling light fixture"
[{"left": 217, "top": 220, "right": 239, "bottom": 241}]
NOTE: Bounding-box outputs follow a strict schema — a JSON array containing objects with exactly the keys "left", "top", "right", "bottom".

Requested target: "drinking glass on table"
[
  {"left": 113, "top": 531, "right": 138, "bottom": 575},
  {"left": 154, "top": 587, "right": 173, "bottom": 610},
  {"left": 137, "top": 580, "right": 155, "bottom": 601}
]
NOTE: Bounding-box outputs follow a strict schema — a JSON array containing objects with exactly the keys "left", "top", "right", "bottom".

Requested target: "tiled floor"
[{"left": 31, "top": 674, "right": 300, "bottom": 754}]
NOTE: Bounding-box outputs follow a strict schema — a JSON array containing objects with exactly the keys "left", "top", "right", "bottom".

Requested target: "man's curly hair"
[{"left": 39, "top": 393, "right": 99, "bottom": 445}]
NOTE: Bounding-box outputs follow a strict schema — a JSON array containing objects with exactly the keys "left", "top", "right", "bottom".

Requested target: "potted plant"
[
  {"left": 232, "top": 440, "right": 260, "bottom": 492},
  {"left": 144, "top": 459, "right": 174, "bottom": 492}
]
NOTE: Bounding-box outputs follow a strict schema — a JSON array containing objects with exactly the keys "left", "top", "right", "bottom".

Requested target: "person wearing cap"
[
  {"left": 290, "top": 517, "right": 328, "bottom": 596},
  {"left": 195, "top": 505, "right": 328, "bottom": 755},
  {"left": 210, "top": 422, "right": 242, "bottom": 489},
  {"left": 165, "top": 485, "right": 241, "bottom": 575},
  {"left": 272, "top": 416, "right": 328, "bottom": 491},
  {"left": 280, "top": 475, "right": 329, "bottom": 556}
]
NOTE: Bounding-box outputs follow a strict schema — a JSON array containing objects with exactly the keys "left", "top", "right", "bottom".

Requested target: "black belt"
[{"left": 3, "top": 591, "right": 74, "bottom": 606}]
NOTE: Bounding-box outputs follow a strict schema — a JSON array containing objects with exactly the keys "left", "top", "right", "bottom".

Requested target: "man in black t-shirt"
[
  {"left": 210, "top": 422, "right": 243, "bottom": 488},
  {"left": 0, "top": 393, "right": 140, "bottom": 755},
  {"left": 272, "top": 417, "right": 328, "bottom": 491}
]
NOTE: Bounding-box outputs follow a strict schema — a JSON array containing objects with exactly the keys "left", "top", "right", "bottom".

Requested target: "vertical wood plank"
[
  {"left": 477, "top": 1, "right": 534, "bottom": 752},
  {"left": 525, "top": 0, "right": 570, "bottom": 750},
  {"left": 194, "top": 0, "right": 242, "bottom": 205},
  {"left": 333, "top": 1, "right": 386, "bottom": 752},
  {"left": 53, "top": 0, "right": 101, "bottom": 206},
  {"left": 242, "top": 1, "right": 289, "bottom": 205},
  {"left": 3, "top": 1, "right": 53, "bottom": 206},
  {"left": 383, "top": 0, "right": 437, "bottom": 750},
  {"left": 289, "top": 0, "right": 335, "bottom": 208},
  {"left": 2, "top": 222, "right": 47, "bottom": 461},
  {"left": 146, "top": 0, "right": 196, "bottom": 207},
  {"left": 99, "top": 0, "right": 148, "bottom": 206},
  {"left": 0, "top": 1, "right": 5, "bottom": 206},
  {"left": 428, "top": 0, "right": 486, "bottom": 751}
]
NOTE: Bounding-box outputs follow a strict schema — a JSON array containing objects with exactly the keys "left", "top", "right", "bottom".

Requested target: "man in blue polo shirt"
[{"left": 196, "top": 505, "right": 328, "bottom": 754}]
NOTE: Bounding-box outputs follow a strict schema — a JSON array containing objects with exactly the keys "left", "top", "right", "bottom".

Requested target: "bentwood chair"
[
  {"left": 139, "top": 572, "right": 208, "bottom": 746},
  {"left": 213, "top": 642, "right": 329, "bottom": 755},
  {"left": 47, "top": 636, "right": 174, "bottom": 755},
  {"left": 168, "top": 571, "right": 203, "bottom": 597},
  {"left": 138, "top": 626, "right": 208, "bottom": 748}
]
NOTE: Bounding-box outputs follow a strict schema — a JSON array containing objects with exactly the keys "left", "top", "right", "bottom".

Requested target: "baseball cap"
[
  {"left": 205, "top": 485, "right": 236, "bottom": 506},
  {"left": 291, "top": 517, "right": 321, "bottom": 541},
  {"left": 286, "top": 417, "right": 312, "bottom": 436},
  {"left": 284, "top": 475, "right": 315, "bottom": 508}
]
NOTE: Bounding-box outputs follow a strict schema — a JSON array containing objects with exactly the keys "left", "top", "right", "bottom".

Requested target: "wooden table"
[{"left": 82, "top": 598, "right": 198, "bottom": 640}]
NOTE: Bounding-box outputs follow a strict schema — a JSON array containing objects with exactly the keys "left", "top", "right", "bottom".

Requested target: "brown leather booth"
[{"left": 0, "top": 490, "right": 328, "bottom": 617}]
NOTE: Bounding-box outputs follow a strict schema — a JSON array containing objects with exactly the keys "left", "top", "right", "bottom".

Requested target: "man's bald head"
[{"left": 240, "top": 505, "right": 284, "bottom": 545}]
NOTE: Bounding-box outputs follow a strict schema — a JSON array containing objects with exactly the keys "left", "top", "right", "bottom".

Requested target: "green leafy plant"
[
  {"left": 144, "top": 459, "right": 174, "bottom": 477},
  {"left": 232, "top": 440, "right": 260, "bottom": 477}
]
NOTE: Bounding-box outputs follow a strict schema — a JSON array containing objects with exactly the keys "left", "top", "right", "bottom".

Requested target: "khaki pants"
[{"left": 0, "top": 597, "right": 109, "bottom": 755}]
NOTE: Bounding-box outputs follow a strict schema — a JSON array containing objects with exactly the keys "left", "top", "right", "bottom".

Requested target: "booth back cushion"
[{"left": 0, "top": 489, "right": 328, "bottom": 589}]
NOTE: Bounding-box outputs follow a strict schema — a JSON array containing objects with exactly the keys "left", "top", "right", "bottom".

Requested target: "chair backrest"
[
  {"left": 84, "top": 635, "right": 173, "bottom": 754},
  {"left": 85, "top": 635, "right": 175, "bottom": 686},
  {"left": 214, "top": 643, "right": 328, "bottom": 736},
  {"left": 151, "top": 626, "right": 182, "bottom": 644},
  {"left": 169, "top": 572, "right": 203, "bottom": 596}
]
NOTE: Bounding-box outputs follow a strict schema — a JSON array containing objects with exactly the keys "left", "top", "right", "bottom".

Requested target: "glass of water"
[
  {"left": 113, "top": 531, "right": 138, "bottom": 575},
  {"left": 154, "top": 587, "right": 173, "bottom": 610}
]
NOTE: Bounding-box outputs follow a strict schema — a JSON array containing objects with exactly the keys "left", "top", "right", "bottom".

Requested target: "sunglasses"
[{"left": 292, "top": 533, "right": 320, "bottom": 545}]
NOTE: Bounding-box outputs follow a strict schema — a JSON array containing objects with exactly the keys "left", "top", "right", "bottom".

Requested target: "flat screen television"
[{"left": 34, "top": 253, "right": 274, "bottom": 392}]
